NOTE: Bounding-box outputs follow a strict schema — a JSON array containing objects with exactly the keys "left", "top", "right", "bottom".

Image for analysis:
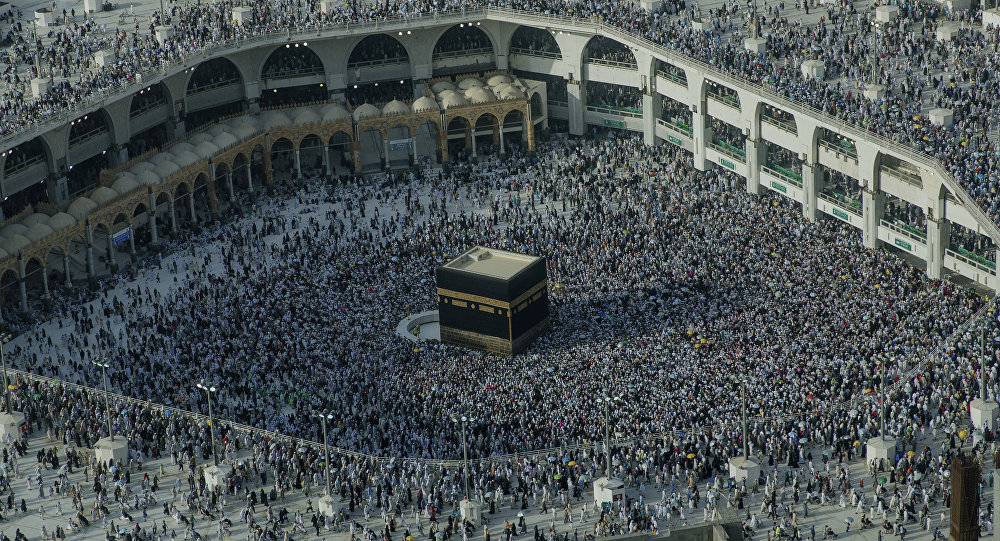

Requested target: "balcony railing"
[
  {"left": 762, "top": 164, "right": 803, "bottom": 188},
  {"left": 819, "top": 191, "right": 862, "bottom": 215},
  {"left": 947, "top": 247, "right": 996, "bottom": 272},
  {"left": 818, "top": 138, "right": 858, "bottom": 160},
  {"left": 3, "top": 153, "right": 45, "bottom": 176},
  {"left": 432, "top": 47, "right": 493, "bottom": 60},
  {"left": 880, "top": 165, "right": 922, "bottom": 187},
  {"left": 706, "top": 90, "right": 740, "bottom": 110},
  {"left": 657, "top": 118, "right": 693, "bottom": 138},
  {"left": 347, "top": 56, "right": 409, "bottom": 68},
  {"left": 129, "top": 98, "right": 167, "bottom": 118},
  {"left": 261, "top": 66, "right": 324, "bottom": 80},
  {"left": 761, "top": 114, "right": 796, "bottom": 134},
  {"left": 586, "top": 57, "right": 638, "bottom": 69},
  {"left": 586, "top": 104, "right": 642, "bottom": 118},
  {"left": 656, "top": 69, "right": 687, "bottom": 87},
  {"left": 186, "top": 78, "right": 241, "bottom": 96},
  {"left": 708, "top": 140, "right": 746, "bottom": 163},
  {"left": 509, "top": 47, "right": 561, "bottom": 59},
  {"left": 881, "top": 218, "right": 927, "bottom": 244},
  {"left": 68, "top": 127, "right": 108, "bottom": 147}
]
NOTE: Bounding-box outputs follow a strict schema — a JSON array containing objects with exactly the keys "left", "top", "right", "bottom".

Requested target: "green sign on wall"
[
  {"left": 720, "top": 158, "right": 735, "bottom": 170},
  {"left": 894, "top": 238, "right": 912, "bottom": 251},
  {"left": 603, "top": 119, "right": 625, "bottom": 128},
  {"left": 771, "top": 181, "right": 787, "bottom": 194},
  {"left": 832, "top": 208, "right": 849, "bottom": 221},
  {"left": 667, "top": 135, "right": 683, "bottom": 146}
]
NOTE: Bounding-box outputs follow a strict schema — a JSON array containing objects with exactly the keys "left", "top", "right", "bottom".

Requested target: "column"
[
  {"left": 149, "top": 212, "right": 158, "bottom": 245},
  {"left": 227, "top": 173, "right": 234, "bottom": 200},
  {"left": 106, "top": 232, "right": 114, "bottom": 271},
  {"left": 85, "top": 226, "right": 95, "bottom": 278},
  {"left": 926, "top": 217, "right": 950, "bottom": 281},
  {"left": 63, "top": 254, "right": 71, "bottom": 288},
  {"left": 470, "top": 129, "right": 477, "bottom": 158},
  {"left": 324, "top": 146, "right": 332, "bottom": 176},
  {"left": 188, "top": 193, "right": 196, "bottom": 224},
  {"left": 692, "top": 105, "right": 709, "bottom": 171},
  {"left": 246, "top": 164, "right": 254, "bottom": 191},
  {"left": 383, "top": 138, "right": 390, "bottom": 170},
  {"left": 498, "top": 125, "right": 506, "bottom": 155},
  {"left": 169, "top": 199, "right": 177, "bottom": 233},
  {"left": 352, "top": 141, "right": 362, "bottom": 173},
  {"left": 801, "top": 162, "right": 819, "bottom": 221},
  {"left": 862, "top": 188, "right": 884, "bottom": 249},
  {"left": 642, "top": 92, "right": 660, "bottom": 146},
  {"left": 16, "top": 258, "right": 26, "bottom": 312},
  {"left": 566, "top": 78, "right": 586, "bottom": 137},
  {"left": 41, "top": 266, "right": 49, "bottom": 297},
  {"left": 294, "top": 149, "right": 302, "bottom": 178},
  {"left": 128, "top": 231, "right": 136, "bottom": 255},
  {"left": 745, "top": 138, "right": 762, "bottom": 195},
  {"left": 440, "top": 130, "right": 449, "bottom": 163}
]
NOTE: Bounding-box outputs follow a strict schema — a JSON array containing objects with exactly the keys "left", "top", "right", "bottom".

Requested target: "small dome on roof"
[
  {"left": 154, "top": 161, "right": 180, "bottom": 179},
  {"left": 188, "top": 133, "right": 213, "bottom": 145},
  {"left": 237, "top": 116, "right": 259, "bottom": 129},
  {"left": 147, "top": 153, "right": 173, "bottom": 165},
  {"left": 137, "top": 170, "right": 161, "bottom": 186},
  {"left": 0, "top": 234, "right": 30, "bottom": 255},
  {"left": 208, "top": 125, "right": 229, "bottom": 137},
  {"left": 293, "top": 108, "right": 321, "bottom": 126},
  {"left": 89, "top": 186, "right": 118, "bottom": 205},
  {"left": 171, "top": 142, "right": 196, "bottom": 154},
  {"left": 352, "top": 103, "right": 381, "bottom": 121},
  {"left": 215, "top": 133, "right": 238, "bottom": 148},
  {"left": 466, "top": 87, "right": 495, "bottom": 104},
  {"left": 500, "top": 86, "right": 525, "bottom": 100},
  {"left": 130, "top": 161, "right": 155, "bottom": 173},
  {"left": 48, "top": 212, "right": 76, "bottom": 230},
  {"left": 232, "top": 124, "right": 256, "bottom": 140},
  {"left": 383, "top": 100, "right": 410, "bottom": 116},
  {"left": 262, "top": 111, "right": 293, "bottom": 130},
  {"left": 436, "top": 89, "right": 457, "bottom": 101},
  {"left": 67, "top": 197, "right": 98, "bottom": 221},
  {"left": 441, "top": 93, "right": 469, "bottom": 109},
  {"left": 458, "top": 77, "right": 484, "bottom": 90},
  {"left": 195, "top": 141, "right": 220, "bottom": 158},
  {"left": 117, "top": 171, "right": 137, "bottom": 181},
  {"left": 321, "top": 103, "right": 351, "bottom": 122},
  {"left": 0, "top": 223, "right": 28, "bottom": 238},
  {"left": 431, "top": 81, "right": 456, "bottom": 93},
  {"left": 111, "top": 176, "right": 140, "bottom": 194},
  {"left": 20, "top": 213, "right": 50, "bottom": 228},
  {"left": 24, "top": 223, "right": 54, "bottom": 242},
  {"left": 490, "top": 82, "right": 512, "bottom": 96},
  {"left": 0, "top": 248, "right": 9, "bottom": 260},
  {"left": 487, "top": 74, "right": 512, "bottom": 86},
  {"left": 412, "top": 96, "right": 439, "bottom": 113},
  {"left": 171, "top": 150, "right": 200, "bottom": 168}
]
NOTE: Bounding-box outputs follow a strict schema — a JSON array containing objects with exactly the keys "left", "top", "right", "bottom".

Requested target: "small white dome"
[
  {"left": 431, "top": 81, "right": 456, "bottom": 93},
  {"left": 412, "top": 96, "right": 439, "bottom": 113},
  {"left": 137, "top": 170, "right": 161, "bottom": 186},
  {"left": 129, "top": 161, "right": 155, "bottom": 173},
  {"left": 154, "top": 161, "right": 180, "bottom": 179},
  {"left": 208, "top": 125, "right": 229, "bottom": 137},
  {"left": 0, "top": 223, "right": 28, "bottom": 238},
  {"left": 20, "top": 213, "right": 50, "bottom": 228},
  {"left": 262, "top": 111, "right": 293, "bottom": 130},
  {"left": 215, "top": 133, "right": 238, "bottom": 148},
  {"left": 487, "top": 74, "right": 512, "bottom": 87},
  {"left": 89, "top": 186, "right": 119, "bottom": 205},
  {"left": 172, "top": 150, "right": 201, "bottom": 168},
  {"left": 352, "top": 103, "right": 381, "bottom": 121},
  {"left": 232, "top": 124, "right": 257, "bottom": 140},
  {"left": 441, "top": 94, "right": 469, "bottom": 109},
  {"left": 0, "top": 234, "right": 30, "bottom": 255},
  {"left": 24, "top": 223, "right": 54, "bottom": 242},
  {"left": 293, "top": 108, "right": 321, "bottom": 126},
  {"left": 111, "top": 176, "right": 140, "bottom": 194},
  {"left": 322, "top": 103, "right": 351, "bottom": 122},
  {"left": 47, "top": 212, "right": 77, "bottom": 230},
  {"left": 466, "top": 87, "right": 495, "bottom": 104},
  {"left": 188, "top": 133, "right": 213, "bottom": 145},
  {"left": 147, "top": 153, "right": 173, "bottom": 165},
  {"left": 458, "top": 77, "right": 484, "bottom": 90},
  {"left": 383, "top": 100, "right": 410, "bottom": 116},
  {"left": 195, "top": 141, "right": 220, "bottom": 158},
  {"left": 499, "top": 86, "right": 525, "bottom": 100},
  {"left": 171, "top": 142, "right": 196, "bottom": 154}
]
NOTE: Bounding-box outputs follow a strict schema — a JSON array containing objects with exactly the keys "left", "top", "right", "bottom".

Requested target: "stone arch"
[
  {"left": 128, "top": 82, "right": 171, "bottom": 117},
  {"left": 358, "top": 127, "right": 385, "bottom": 172},
  {"left": 433, "top": 24, "right": 497, "bottom": 58},
  {"left": 349, "top": 34, "right": 410, "bottom": 67},
  {"left": 67, "top": 108, "right": 115, "bottom": 150},
  {"left": 385, "top": 124, "right": 412, "bottom": 168},
  {"left": 1, "top": 137, "right": 52, "bottom": 182},
  {"left": 270, "top": 138, "right": 296, "bottom": 180},
  {"left": 299, "top": 134, "right": 325, "bottom": 176},
  {"left": 328, "top": 131, "right": 353, "bottom": 174},
  {"left": 503, "top": 110, "right": 526, "bottom": 148},
  {"left": 583, "top": 36, "right": 636, "bottom": 67},
  {"left": 474, "top": 113, "right": 500, "bottom": 152},
  {"left": 261, "top": 44, "right": 326, "bottom": 81},
  {"left": 186, "top": 57, "right": 245, "bottom": 96},
  {"left": 415, "top": 120, "right": 440, "bottom": 164},
  {"left": 446, "top": 116, "right": 472, "bottom": 158},
  {"left": 509, "top": 26, "right": 562, "bottom": 58}
]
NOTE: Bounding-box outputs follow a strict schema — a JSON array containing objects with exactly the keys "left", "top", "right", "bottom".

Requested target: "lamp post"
[
  {"left": 740, "top": 380, "right": 749, "bottom": 459},
  {"left": 0, "top": 332, "right": 13, "bottom": 413},
  {"left": 451, "top": 415, "right": 477, "bottom": 500},
  {"left": 314, "top": 411, "right": 333, "bottom": 497},
  {"left": 196, "top": 381, "right": 219, "bottom": 466},
  {"left": 91, "top": 359, "right": 114, "bottom": 441},
  {"left": 596, "top": 395, "right": 621, "bottom": 479}
]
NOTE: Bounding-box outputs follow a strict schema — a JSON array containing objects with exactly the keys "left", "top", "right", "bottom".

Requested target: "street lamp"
[
  {"left": 451, "top": 415, "right": 477, "bottom": 499},
  {"left": 596, "top": 395, "right": 621, "bottom": 479},
  {"left": 91, "top": 359, "right": 114, "bottom": 442},
  {"left": 196, "top": 381, "right": 219, "bottom": 466},
  {"left": 0, "top": 332, "right": 13, "bottom": 413},
  {"left": 314, "top": 411, "right": 334, "bottom": 497}
]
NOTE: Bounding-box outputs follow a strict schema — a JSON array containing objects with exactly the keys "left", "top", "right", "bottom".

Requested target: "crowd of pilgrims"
[
  {"left": 7, "top": 0, "right": 1000, "bottom": 231},
  {"left": 0, "top": 134, "right": 987, "bottom": 539}
]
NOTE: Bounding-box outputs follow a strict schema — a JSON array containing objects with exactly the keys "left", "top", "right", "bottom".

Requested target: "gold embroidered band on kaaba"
[{"left": 437, "top": 279, "right": 547, "bottom": 310}]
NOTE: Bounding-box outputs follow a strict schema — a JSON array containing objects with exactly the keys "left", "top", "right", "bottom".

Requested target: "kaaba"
[{"left": 436, "top": 246, "right": 549, "bottom": 356}]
